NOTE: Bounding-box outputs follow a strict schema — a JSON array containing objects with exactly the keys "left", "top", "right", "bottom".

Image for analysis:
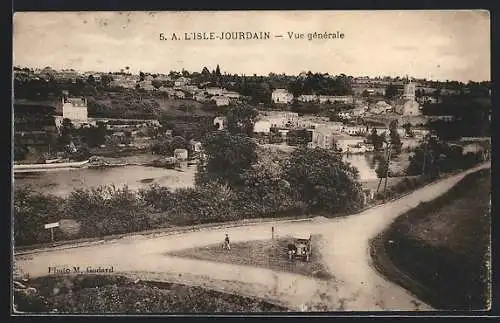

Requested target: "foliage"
[
  {"left": 283, "top": 147, "right": 364, "bottom": 213},
  {"left": 151, "top": 136, "right": 189, "bottom": 156},
  {"left": 65, "top": 186, "right": 151, "bottom": 237},
  {"left": 389, "top": 120, "right": 402, "bottom": 154},
  {"left": 287, "top": 72, "right": 352, "bottom": 96},
  {"left": 15, "top": 275, "right": 285, "bottom": 313},
  {"left": 407, "top": 137, "right": 485, "bottom": 177},
  {"left": 366, "top": 128, "right": 386, "bottom": 151},
  {"left": 13, "top": 187, "right": 66, "bottom": 245},
  {"left": 77, "top": 122, "right": 107, "bottom": 148},
  {"left": 196, "top": 131, "right": 258, "bottom": 188},
  {"left": 225, "top": 105, "right": 259, "bottom": 137},
  {"left": 286, "top": 129, "right": 312, "bottom": 146},
  {"left": 384, "top": 84, "right": 399, "bottom": 99}
]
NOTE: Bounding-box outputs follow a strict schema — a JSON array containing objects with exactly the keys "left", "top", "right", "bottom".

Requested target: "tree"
[
  {"left": 101, "top": 74, "right": 113, "bottom": 87},
  {"left": 171, "top": 136, "right": 188, "bottom": 151},
  {"left": 58, "top": 118, "right": 74, "bottom": 147},
  {"left": 286, "top": 129, "right": 312, "bottom": 146},
  {"left": 78, "top": 122, "right": 106, "bottom": 148},
  {"left": 389, "top": 120, "right": 402, "bottom": 154},
  {"left": 87, "top": 75, "right": 95, "bottom": 84},
  {"left": 385, "top": 84, "right": 398, "bottom": 99},
  {"left": 402, "top": 123, "right": 414, "bottom": 137},
  {"left": 367, "top": 128, "right": 385, "bottom": 151},
  {"left": 225, "top": 105, "right": 259, "bottom": 137},
  {"left": 152, "top": 79, "right": 162, "bottom": 89},
  {"left": 284, "top": 147, "right": 364, "bottom": 213},
  {"left": 196, "top": 131, "right": 258, "bottom": 188}
]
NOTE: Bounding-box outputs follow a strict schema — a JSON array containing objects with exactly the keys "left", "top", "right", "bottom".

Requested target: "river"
[{"left": 13, "top": 153, "right": 411, "bottom": 197}]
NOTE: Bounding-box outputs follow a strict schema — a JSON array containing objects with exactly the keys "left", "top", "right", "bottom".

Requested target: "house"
[
  {"left": 334, "top": 135, "right": 365, "bottom": 153},
  {"left": 205, "top": 87, "right": 224, "bottom": 96},
  {"left": 213, "top": 116, "right": 226, "bottom": 130},
  {"left": 417, "top": 95, "right": 437, "bottom": 105},
  {"left": 62, "top": 97, "right": 88, "bottom": 123},
  {"left": 344, "top": 125, "right": 369, "bottom": 136},
  {"left": 159, "top": 87, "right": 176, "bottom": 97},
  {"left": 254, "top": 120, "right": 273, "bottom": 134},
  {"left": 298, "top": 94, "right": 318, "bottom": 102},
  {"left": 174, "top": 77, "right": 190, "bottom": 87},
  {"left": 338, "top": 110, "right": 353, "bottom": 119},
  {"left": 137, "top": 81, "right": 155, "bottom": 91},
  {"left": 174, "top": 148, "right": 189, "bottom": 161},
  {"left": 319, "top": 95, "right": 354, "bottom": 104},
  {"left": 183, "top": 85, "right": 200, "bottom": 94},
  {"left": 370, "top": 101, "right": 392, "bottom": 114},
  {"left": 222, "top": 91, "right": 241, "bottom": 99},
  {"left": 351, "top": 106, "right": 368, "bottom": 117},
  {"left": 193, "top": 93, "right": 208, "bottom": 102},
  {"left": 174, "top": 91, "right": 185, "bottom": 99},
  {"left": 310, "top": 125, "right": 336, "bottom": 149},
  {"left": 190, "top": 140, "right": 203, "bottom": 153},
  {"left": 254, "top": 112, "right": 300, "bottom": 133},
  {"left": 271, "top": 89, "right": 294, "bottom": 104},
  {"left": 212, "top": 96, "right": 230, "bottom": 106}
]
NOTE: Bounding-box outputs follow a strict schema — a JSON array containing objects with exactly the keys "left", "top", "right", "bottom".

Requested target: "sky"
[{"left": 13, "top": 10, "right": 490, "bottom": 82}]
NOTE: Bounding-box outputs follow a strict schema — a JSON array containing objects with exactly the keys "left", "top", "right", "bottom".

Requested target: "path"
[{"left": 14, "top": 162, "right": 490, "bottom": 311}]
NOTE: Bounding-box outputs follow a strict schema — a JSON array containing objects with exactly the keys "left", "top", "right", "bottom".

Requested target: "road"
[{"left": 13, "top": 162, "right": 490, "bottom": 311}]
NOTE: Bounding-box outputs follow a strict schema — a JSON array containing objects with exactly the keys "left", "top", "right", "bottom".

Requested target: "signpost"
[{"left": 44, "top": 222, "right": 59, "bottom": 242}]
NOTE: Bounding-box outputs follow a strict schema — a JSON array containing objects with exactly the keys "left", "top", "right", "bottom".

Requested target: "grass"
[
  {"left": 13, "top": 274, "right": 287, "bottom": 313},
  {"left": 168, "top": 235, "right": 333, "bottom": 280},
  {"left": 373, "top": 168, "right": 491, "bottom": 310}
]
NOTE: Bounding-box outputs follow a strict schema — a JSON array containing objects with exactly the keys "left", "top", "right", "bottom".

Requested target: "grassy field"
[
  {"left": 168, "top": 235, "right": 333, "bottom": 280},
  {"left": 375, "top": 168, "right": 491, "bottom": 310},
  {"left": 13, "top": 274, "right": 287, "bottom": 313}
]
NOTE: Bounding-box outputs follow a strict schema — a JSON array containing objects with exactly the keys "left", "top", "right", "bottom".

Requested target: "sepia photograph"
[{"left": 11, "top": 10, "right": 492, "bottom": 314}]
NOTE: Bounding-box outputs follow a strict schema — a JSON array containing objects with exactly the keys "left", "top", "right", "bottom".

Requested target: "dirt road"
[{"left": 13, "top": 163, "right": 490, "bottom": 311}]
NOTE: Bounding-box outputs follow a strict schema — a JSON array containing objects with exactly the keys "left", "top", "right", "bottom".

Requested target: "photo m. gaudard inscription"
[{"left": 12, "top": 10, "right": 491, "bottom": 315}]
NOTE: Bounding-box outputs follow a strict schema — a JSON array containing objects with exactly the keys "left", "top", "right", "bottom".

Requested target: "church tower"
[{"left": 402, "top": 75, "right": 416, "bottom": 101}]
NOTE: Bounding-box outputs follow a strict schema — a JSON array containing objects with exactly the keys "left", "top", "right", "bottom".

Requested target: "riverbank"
[{"left": 370, "top": 168, "right": 491, "bottom": 310}]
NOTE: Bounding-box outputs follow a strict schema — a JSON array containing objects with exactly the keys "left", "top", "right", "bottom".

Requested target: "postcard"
[{"left": 12, "top": 10, "right": 491, "bottom": 314}]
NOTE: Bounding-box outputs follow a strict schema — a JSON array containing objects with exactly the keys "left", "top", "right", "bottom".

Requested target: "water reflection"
[{"left": 14, "top": 152, "right": 409, "bottom": 197}]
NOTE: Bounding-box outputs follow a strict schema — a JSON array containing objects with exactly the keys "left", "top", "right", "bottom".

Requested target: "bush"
[{"left": 14, "top": 187, "right": 66, "bottom": 245}]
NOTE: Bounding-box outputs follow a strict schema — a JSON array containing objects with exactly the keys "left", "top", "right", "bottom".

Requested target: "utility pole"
[
  {"left": 384, "top": 142, "right": 392, "bottom": 194},
  {"left": 422, "top": 135, "right": 428, "bottom": 175}
]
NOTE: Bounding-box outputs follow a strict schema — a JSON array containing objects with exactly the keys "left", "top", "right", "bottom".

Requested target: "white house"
[
  {"left": 319, "top": 95, "right": 354, "bottom": 104},
  {"left": 62, "top": 97, "right": 88, "bottom": 123},
  {"left": 213, "top": 96, "right": 230, "bottom": 106},
  {"left": 271, "top": 89, "right": 294, "bottom": 104},
  {"left": 206, "top": 87, "right": 224, "bottom": 96},
  {"left": 338, "top": 111, "right": 353, "bottom": 119},
  {"left": 344, "top": 125, "right": 369, "bottom": 136},
  {"left": 213, "top": 116, "right": 226, "bottom": 130},
  {"left": 335, "top": 135, "right": 366, "bottom": 153},
  {"left": 174, "top": 77, "right": 190, "bottom": 87},
  {"left": 174, "top": 91, "right": 185, "bottom": 99},
  {"left": 298, "top": 94, "right": 318, "bottom": 102},
  {"left": 193, "top": 93, "right": 208, "bottom": 102},
  {"left": 254, "top": 120, "right": 273, "bottom": 134},
  {"left": 310, "top": 125, "right": 336, "bottom": 149},
  {"left": 222, "top": 91, "right": 241, "bottom": 99},
  {"left": 370, "top": 101, "right": 392, "bottom": 114}
]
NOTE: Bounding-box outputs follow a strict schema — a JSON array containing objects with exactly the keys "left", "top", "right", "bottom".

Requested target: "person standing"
[{"left": 224, "top": 233, "right": 231, "bottom": 250}]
